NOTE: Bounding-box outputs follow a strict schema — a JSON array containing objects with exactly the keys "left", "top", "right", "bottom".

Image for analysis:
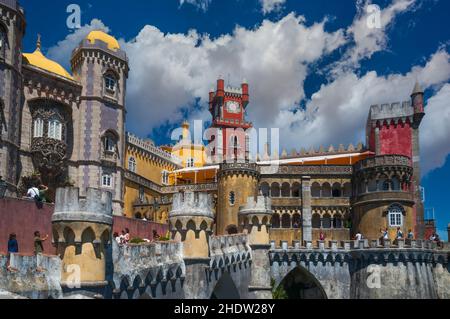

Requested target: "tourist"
[
  {"left": 319, "top": 231, "right": 325, "bottom": 241},
  {"left": 34, "top": 231, "right": 48, "bottom": 255},
  {"left": 120, "top": 230, "right": 126, "bottom": 244},
  {"left": 7, "top": 233, "right": 19, "bottom": 254},
  {"left": 113, "top": 232, "right": 121, "bottom": 245},
  {"left": 38, "top": 184, "right": 49, "bottom": 202},
  {"left": 355, "top": 232, "right": 363, "bottom": 241},
  {"left": 26, "top": 184, "right": 40, "bottom": 201},
  {"left": 153, "top": 230, "right": 160, "bottom": 241},
  {"left": 407, "top": 229, "right": 414, "bottom": 240},
  {"left": 124, "top": 228, "right": 130, "bottom": 244},
  {"left": 396, "top": 227, "right": 404, "bottom": 239}
]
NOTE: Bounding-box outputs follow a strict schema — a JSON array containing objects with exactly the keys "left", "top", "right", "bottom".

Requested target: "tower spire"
[
  {"left": 411, "top": 80, "right": 423, "bottom": 96},
  {"left": 36, "top": 33, "right": 41, "bottom": 52}
]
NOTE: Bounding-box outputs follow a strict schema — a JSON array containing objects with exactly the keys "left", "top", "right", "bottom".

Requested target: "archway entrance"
[
  {"left": 210, "top": 272, "right": 240, "bottom": 299},
  {"left": 278, "top": 266, "right": 327, "bottom": 299}
]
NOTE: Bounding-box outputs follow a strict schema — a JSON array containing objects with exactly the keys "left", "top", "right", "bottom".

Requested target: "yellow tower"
[
  {"left": 169, "top": 191, "right": 214, "bottom": 258},
  {"left": 52, "top": 187, "right": 112, "bottom": 294},
  {"left": 217, "top": 162, "right": 260, "bottom": 235}
]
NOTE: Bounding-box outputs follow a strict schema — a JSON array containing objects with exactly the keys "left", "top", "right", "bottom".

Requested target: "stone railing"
[
  {"left": 100, "top": 150, "right": 118, "bottom": 167},
  {"left": 112, "top": 241, "right": 185, "bottom": 297},
  {"left": 163, "top": 182, "right": 218, "bottom": 193},
  {"left": 126, "top": 132, "right": 182, "bottom": 166},
  {"left": 260, "top": 165, "right": 353, "bottom": 176},
  {"left": 209, "top": 234, "right": 252, "bottom": 270},
  {"left": 311, "top": 197, "right": 351, "bottom": 206},
  {"left": 354, "top": 155, "right": 412, "bottom": 172},
  {"left": 0, "top": 253, "right": 62, "bottom": 299}
]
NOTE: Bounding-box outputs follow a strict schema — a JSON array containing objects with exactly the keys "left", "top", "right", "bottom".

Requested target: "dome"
[
  {"left": 23, "top": 38, "right": 73, "bottom": 80},
  {"left": 86, "top": 30, "right": 120, "bottom": 51}
]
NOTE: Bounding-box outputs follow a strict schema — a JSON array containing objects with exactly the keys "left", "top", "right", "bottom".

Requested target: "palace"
[{"left": 2, "top": 0, "right": 449, "bottom": 301}]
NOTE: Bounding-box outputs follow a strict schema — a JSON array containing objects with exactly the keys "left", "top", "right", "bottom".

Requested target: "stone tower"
[
  {"left": 70, "top": 31, "right": 129, "bottom": 215},
  {"left": 0, "top": 0, "right": 25, "bottom": 196},
  {"left": 217, "top": 162, "right": 260, "bottom": 235},
  {"left": 52, "top": 187, "right": 113, "bottom": 296},
  {"left": 169, "top": 191, "right": 214, "bottom": 258},
  {"left": 238, "top": 195, "right": 273, "bottom": 299}
]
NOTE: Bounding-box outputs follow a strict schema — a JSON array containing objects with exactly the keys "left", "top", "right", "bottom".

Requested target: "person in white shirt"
[
  {"left": 27, "top": 186, "right": 40, "bottom": 200},
  {"left": 355, "top": 232, "right": 363, "bottom": 241}
]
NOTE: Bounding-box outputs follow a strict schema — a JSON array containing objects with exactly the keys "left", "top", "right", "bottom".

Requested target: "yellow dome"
[
  {"left": 86, "top": 30, "right": 120, "bottom": 51},
  {"left": 23, "top": 49, "right": 73, "bottom": 80}
]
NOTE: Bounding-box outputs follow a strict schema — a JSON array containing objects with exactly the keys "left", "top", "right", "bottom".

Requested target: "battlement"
[
  {"left": 72, "top": 39, "right": 128, "bottom": 62},
  {"left": 225, "top": 85, "right": 243, "bottom": 95},
  {"left": 239, "top": 196, "right": 272, "bottom": 216},
  {"left": 263, "top": 143, "right": 365, "bottom": 161},
  {"left": 209, "top": 234, "right": 252, "bottom": 270},
  {"left": 369, "top": 101, "right": 413, "bottom": 121},
  {"left": 170, "top": 191, "right": 214, "bottom": 218},
  {"left": 52, "top": 187, "right": 113, "bottom": 225},
  {"left": 112, "top": 241, "right": 185, "bottom": 295}
]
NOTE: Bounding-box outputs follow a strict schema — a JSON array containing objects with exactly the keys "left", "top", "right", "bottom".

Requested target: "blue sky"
[{"left": 21, "top": 0, "right": 449, "bottom": 239}]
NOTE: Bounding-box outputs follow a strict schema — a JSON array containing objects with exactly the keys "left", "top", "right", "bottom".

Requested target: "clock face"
[{"left": 226, "top": 101, "right": 240, "bottom": 113}]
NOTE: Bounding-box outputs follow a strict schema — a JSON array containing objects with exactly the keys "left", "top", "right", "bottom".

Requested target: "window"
[
  {"left": 388, "top": 205, "right": 403, "bottom": 227},
  {"left": 104, "top": 136, "right": 116, "bottom": 152},
  {"left": 48, "top": 119, "right": 62, "bottom": 140},
  {"left": 162, "top": 170, "right": 169, "bottom": 185},
  {"left": 0, "top": 26, "right": 6, "bottom": 59},
  {"left": 33, "top": 118, "right": 44, "bottom": 138},
  {"left": 229, "top": 191, "right": 236, "bottom": 205},
  {"left": 102, "top": 174, "right": 112, "bottom": 188},
  {"left": 128, "top": 157, "right": 136, "bottom": 173},
  {"left": 105, "top": 74, "right": 117, "bottom": 92},
  {"left": 186, "top": 158, "right": 195, "bottom": 168},
  {"left": 139, "top": 186, "right": 145, "bottom": 202}
]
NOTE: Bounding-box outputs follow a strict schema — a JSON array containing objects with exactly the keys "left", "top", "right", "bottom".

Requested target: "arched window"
[
  {"left": 104, "top": 73, "right": 117, "bottom": 93},
  {"left": 322, "top": 214, "right": 331, "bottom": 229},
  {"left": 281, "top": 183, "right": 291, "bottom": 197},
  {"left": 343, "top": 183, "right": 352, "bottom": 197},
  {"left": 292, "top": 182, "right": 301, "bottom": 197},
  {"left": 311, "top": 182, "right": 321, "bottom": 198},
  {"left": 281, "top": 214, "right": 291, "bottom": 229},
  {"left": 260, "top": 182, "right": 270, "bottom": 197},
  {"left": 391, "top": 176, "right": 400, "bottom": 191},
  {"left": 128, "top": 157, "right": 136, "bottom": 173},
  {"left": 271, "top": 183, "right": 280, "bottom": 197},
  {"left": 378, "top": 175, "right": 389, "bottom": 191},
  {"left": 102, "top": 173, "right": 112, "bottom": 188},
  {"left": 161, "top": 170, "right": 169, "bottom": 185},
  {"left": 229, "top": 191, "right": 236, "bottom": 206},
  {"left": 48, "top": 118, "right": 62, "bottom": 140},
  {"left": 292, "top": 213, "right": 301, "bottom": 228},
  {"left": 333, "top": 214, "right": 343, "bottom": 229},
  {"left": 332, "top": 183, "right": 342, "bottom": 198},
  {"left": 104, "top": 135, "right": 116, "bottom": 153},
  {"left": 33, "top": 118, "right": 44, "bottom": 138},
  {"left": 322, "top": 183, "right": 332, "bottom": 198},
  {"left": 312, "top": 214, "right": 321, "bottom": 229},
  {"left": 388, "top": 204, "right": 403, "bottom": 227},
  {"left": 0, "top": 25, "right": 7, "bottom": 59},
  {"left": 271, "top": 214, "right": 280, "bottom": 229},
  {"left": 368, "top": 179, "right": 377, "bottom": 192}
]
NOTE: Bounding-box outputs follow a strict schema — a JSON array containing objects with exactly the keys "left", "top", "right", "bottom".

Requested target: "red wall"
[
  {"left": 0, "top": 198, "right": 56, "bottom": 255},
  {"left": 0, "top": 198, "right": 169, "bottom": 255},
  {"left": 113, "top": 216, "right": 169, "bottom": 241},
  {"left": 378, "top": 121, "right": 412, "bottom": 158}
]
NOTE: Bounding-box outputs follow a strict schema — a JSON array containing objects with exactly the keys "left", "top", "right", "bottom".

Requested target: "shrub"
[{"left": 129, "top": 237, "right": 145, "bottom": 244}]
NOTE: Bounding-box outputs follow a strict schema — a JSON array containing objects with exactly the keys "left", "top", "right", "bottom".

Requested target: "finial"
[
  {"left": 411, "top": 80, "right": 424, "bottom": 96},
  {"left": 36, "top": 34, "right": 41, "bottom": 51}
]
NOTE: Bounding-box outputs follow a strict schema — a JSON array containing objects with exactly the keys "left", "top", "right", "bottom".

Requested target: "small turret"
[
  {"left": 238, "top": 195, "right": 272, "bottom": 245},
  {"left": 411, "top": 81, "right": 425, "bottom": 125},
  {"left": 169, "top": 191, "right": 214, "bottom": 258}
]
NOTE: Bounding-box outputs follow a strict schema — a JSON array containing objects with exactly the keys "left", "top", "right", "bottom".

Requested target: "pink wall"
[
  {"left": 0, "top": 198, "right": 56, "bottom": 255},
  {"left": 0, "top": 198, "right": 170, "bottom": 255}
]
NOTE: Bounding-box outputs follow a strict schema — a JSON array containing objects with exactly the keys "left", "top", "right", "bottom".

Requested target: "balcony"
[
  {"left": 100, "top": 151, "right": 118, "bottom": 167},
  {"left": 353, "top": 191, "right": 414, "bottom": 206}
]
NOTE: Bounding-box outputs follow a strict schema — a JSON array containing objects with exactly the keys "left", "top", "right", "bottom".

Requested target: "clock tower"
[{"left": 208, "top": 78, "right": 252, "bottom": 163}]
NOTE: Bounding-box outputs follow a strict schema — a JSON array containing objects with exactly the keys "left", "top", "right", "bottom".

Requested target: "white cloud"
[
  {"left": 260, "top": 0, "right": 286, "bottom": 15},
  {"left": 179, "top": 0, "right": 211, "bottom": 11},
  {"left": 47, "top": 19, "right": 109, "bottom": 69}
]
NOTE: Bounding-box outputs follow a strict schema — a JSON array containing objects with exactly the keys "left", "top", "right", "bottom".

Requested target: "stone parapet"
[{"left": 209, "top": 234, "right": 252, "bottom": 270}]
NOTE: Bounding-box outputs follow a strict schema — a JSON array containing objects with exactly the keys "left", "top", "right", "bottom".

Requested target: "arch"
[
  {"left": 391, "top": 176, "right": 400, "bottom": 191},
  {"left": 343, "top": 182, "right": 352, "bottom": 197},
  {"left": 292, "top": 213, "right": 301, "bottom": 228},
  {"left": 281, "top": 183, "right": 291, "bottom": 197},
  {"left": 271, "top": 213, "right": 281, "bottom": 229},
  {"left": 378, "top": 174, "right": 389, "bottom": 191},
  {"left": 312, "top": 214, "right": 321, "bottom": 229},
  {"left": 281, "top": 213, "right": 291, "bottom": 229},
  {"left": 321, "top": 183, "right": 331, "bottom": 198},
  {"left": 128, "top": 156, "right": 137, "bottom": 173},
  {"left": 260, "top": 182, "right": 270, "bottom": 197},
  {"left": 0, "top": 23, "right": 8, "bottom": 58},
  {"left": 226, "top": 224, "right": 238, "bottom": 235},
  {"left": 292, "top": 182, "right": 301, "bottom": 197},
  {"left": 332, "top": 183, "right": 342, "bottom": 198},
  {"left": 387, "top": 203, "right": 404, "bottom": 227},
  {"left": 322, "top": 213, "right": 331, "bottom": 229},
  {"left": 271, "top": 183, "right": 280, "bottom": 197},
  {"left": 333, "top": 214, "right": 343, "bottom": 229},
  {"left": 368, "top": 179, "right": 377, "bottom": 192},
  {"left": 277, "top": 266, "right": 327, "bottom": 299},
  {"left": 63, "top": 227, "right": 76, "bottom": 245},
  {"left": 210, "top": 272, "right": 240, "bottom": 299},
  {"left": 311, "top": 182, "right": 321, "bottom": 198}
]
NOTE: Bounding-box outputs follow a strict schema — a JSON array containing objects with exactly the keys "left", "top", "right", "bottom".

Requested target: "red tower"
[{"left": 208, "top": 78, "right": 252, "bottom": 162}]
